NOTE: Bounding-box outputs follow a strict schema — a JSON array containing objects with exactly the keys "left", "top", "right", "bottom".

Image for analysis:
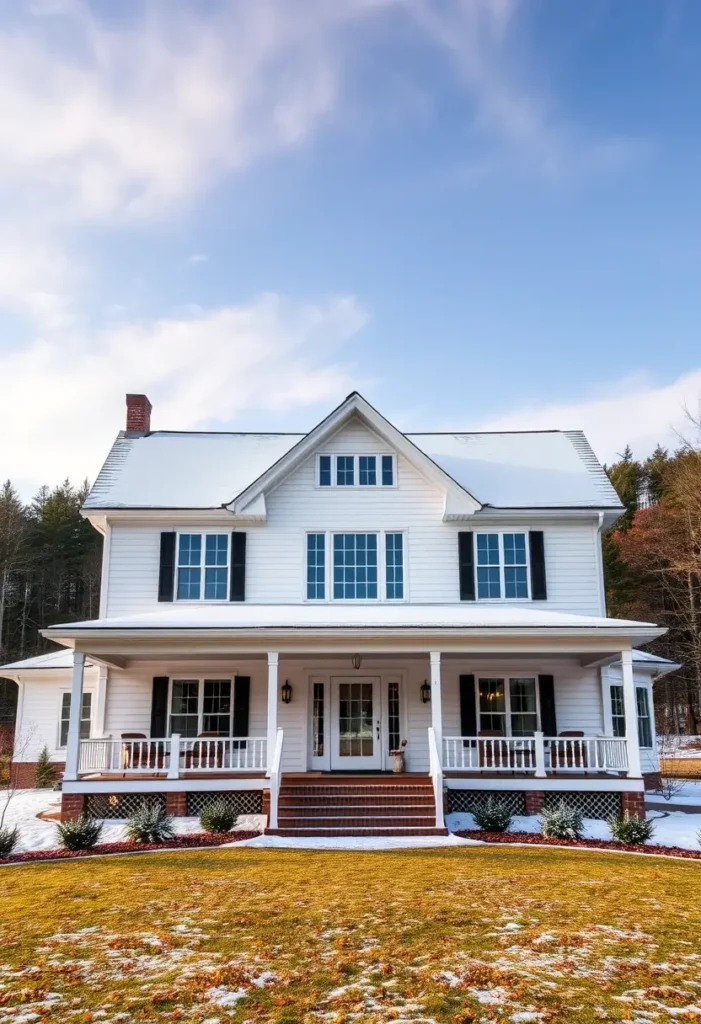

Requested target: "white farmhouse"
[{"left": 0, "top": 392, "right": 677, "bottom": 833}]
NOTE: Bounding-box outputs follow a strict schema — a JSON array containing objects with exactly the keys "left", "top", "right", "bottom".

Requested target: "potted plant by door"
[{"left": 390, "top": 738, "right": 408, "bottom": 773}]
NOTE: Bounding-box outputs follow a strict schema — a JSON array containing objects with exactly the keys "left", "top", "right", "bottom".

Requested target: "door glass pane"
[
  {"left": 509, "top": 677, "right": 537, "bottom": 736},
  {"left": 338, "top": 682, "right": 373, "bottom": 757},
  {"left": 313, "top": 683, "right": 325, "bottom": 757},
  {"left": 202, "top": 679, "right": 231, "bottom": 735},
  {"left": 478, "top": 677, "right": 505, "bottom": 734}
]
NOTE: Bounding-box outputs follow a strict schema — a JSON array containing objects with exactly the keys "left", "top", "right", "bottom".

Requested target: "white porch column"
[
  {"left": 430, "top": 651, "right": 443, "bottom": 759},
  {"left": 63, "top": 651, "right": 86, "bottom": 781},
  {"left": 621, "top": 649, "right": 642, "bottom": 778},
  {"left": 94, "top": 666, "right": 108, "bottom": 738},
  {"left": 266, "top": 652, "right": 279, "bottom": 772}
]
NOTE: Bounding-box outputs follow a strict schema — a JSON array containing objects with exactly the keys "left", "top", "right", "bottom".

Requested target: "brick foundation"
[
  {"left": 11, "top": 761, "right": 65, "bottom": 789},
  {"left": 622, "top": 791, "right": 646, "bottom": 819},
  {"left": 61, "top": 793, "right": 86, "bottom": 822},
  {"left": 644, "top": 772, "right": 662, "bottom": 792},
  {"left": 166, "top": 792, "right": 187, "bottom": 817},
  {"left": 524, "top": 791, "right": 544, "bottom": 815}
]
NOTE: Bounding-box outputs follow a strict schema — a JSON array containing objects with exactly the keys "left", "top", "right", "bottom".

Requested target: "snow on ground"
[
  {"left": 2, "top": 789, "right": 701, "bottom": 855},
  {"left": 0, "top": 790, "right": 264, "bottom": 852},
  {"left": 647, "top": 780, "right": 701, "bottom": 805}
]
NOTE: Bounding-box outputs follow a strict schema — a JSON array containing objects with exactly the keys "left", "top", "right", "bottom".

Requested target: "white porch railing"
[
  {"left": 442, "top": 735, "right": 629, "bottom": 775},
  {"left": 427, "top": 726, "right": 445, "bottom": 830},
  {"left": 77, "top": 736, "right": 267, "bottom": 777},
  {"left": 267, "top": 728, "right": 284, "bottom": 830}
]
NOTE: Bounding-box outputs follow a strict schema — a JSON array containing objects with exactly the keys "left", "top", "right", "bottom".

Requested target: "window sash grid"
[
  {"left": 475, "top": 533, "right": 529, "bottom": 601},
  {"left": 177, "top": 533, "right": 230, "bottom": 601}
]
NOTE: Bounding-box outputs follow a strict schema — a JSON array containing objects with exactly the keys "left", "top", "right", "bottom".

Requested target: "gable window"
[
  {"left": 169, "top": 678, "right": 234, "bottom": 737},
  {"left": 359, "top": 455, "right": 377, "bottom": 486},
  {"left": 609, "top": 684, "right": 654, "bottom": 747},
  {"left": 336, "top": 455, "right": 355, "bottom": 486},
  {"left": 385, "top": 532, "right": 404, "bottom": 599},
  {"left": 176, "top": 533, "right": 229, "bottom": 601},
  {"left": 475, "top": 533, "right": 529, "bottom": 600},
  {"left": 333, "top": 533, "right": 378, "bottom": 599},
  {"left": 307, "top": 533, "right": 326, "bottom": 599},
  {"left": 477, "top": 676, "right": 538, "bottom": 736},
  {"left": 317, "top": 454, "right": 396, "bottom": 487},
  {"left": 60, "top": 691, "right": 92, "bottom": 747}
]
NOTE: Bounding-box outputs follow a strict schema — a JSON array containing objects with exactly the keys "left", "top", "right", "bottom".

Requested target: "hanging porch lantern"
[{"left": 281, "top": 679, "right": 292, "bottom": 704}]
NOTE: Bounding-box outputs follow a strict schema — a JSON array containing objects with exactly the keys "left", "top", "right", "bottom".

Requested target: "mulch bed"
[
  {"left": 0, "top": 831, "right": 261, "bottom": 865},
  {"left": 455, "top": 829, "right": 701, "bottom": 860}
]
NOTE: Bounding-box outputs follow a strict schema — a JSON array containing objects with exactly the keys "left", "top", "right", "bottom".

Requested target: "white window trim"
[
  {"left": 167, "top": 677, "right": 235, "bottom": 738},
  {"left": 315, "top": 453, "right": 397, "bottom": 489},
  {"left": 304, "top": 529, "right": 407, "bottom": 603},
  {"left": 175, "top": 531, "right": 231, "bottom": 603},
  {"left": 57, "top": 689, "right": 93, "bottom": 750},
  {"left": 474, "top": 530, "right": 531, "bottom": 602},
  {"left": 473, "top": 673, "right": 542, "bottom": 737}
]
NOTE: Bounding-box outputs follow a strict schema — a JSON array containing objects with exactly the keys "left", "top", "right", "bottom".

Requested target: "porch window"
[
  {"left": 170, "top": 679, "right": 199, "bottom": 737},
  {"left": 477, "top": 676, "right": 539, "bottom": 736},
  {"left": 176, "top": 533, "right": 229, "bottom": 601},
  {"left": 475, "top": 533, "right": 529, "bottom": 600},
  {"left": 202, "top": 679, "right": 232, "bottom": 735},
  {"left": 509, "top": 678, "right": 538, "bottom": 736},
  {"left": 307, "top": 533, "right": 326, "bottom": 599},
  {"left": 385, "top": 532, "right": 404, "bottom": 599},
  {"left": 609, "top": 684, "right": 654, "bottom": 747},
  {"left": 610, "top": 685, "right": 626, "bottom": 737},
  {"left": 333, "top": 533, "right": 378, "bottom": 599},
  {"left": 59, "top": 691, "right": 92, "bottom": 747},
  {"left": 478, "top": 678, "right": 506, "bottom": 733}
]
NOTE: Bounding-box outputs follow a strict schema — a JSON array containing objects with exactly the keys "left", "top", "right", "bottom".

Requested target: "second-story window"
[
  {"left": 318, "top": 454, "right": 396, "bottom": 487},
  {"left": 177, "top": 533, "right": 229, "bottom": 600},
  {"left": 476, "top": 533, "right": 529, "bottom": 600}
]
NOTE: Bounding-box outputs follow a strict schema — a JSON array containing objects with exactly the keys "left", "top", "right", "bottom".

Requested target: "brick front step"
[
  {"left": 278, "top": 815, "right": 438, "bottom": 828},
  {"left": 279, "top": 797, "right": 435, "bottom": 809},
  {"left": 279, "top": 803, "right": 435, "bottom": 813},
  {"left": 267, "top": 827, "right": 450, "bottom": 837}
]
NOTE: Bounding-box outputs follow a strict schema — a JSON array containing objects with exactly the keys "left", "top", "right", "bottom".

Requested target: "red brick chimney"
[{"left": 125, "top": 394, "right": 152, "bottom": 435}]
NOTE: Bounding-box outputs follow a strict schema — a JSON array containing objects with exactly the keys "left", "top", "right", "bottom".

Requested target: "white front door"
[{"left": 330, "top": 676, "right": 383, "bottom": 770}]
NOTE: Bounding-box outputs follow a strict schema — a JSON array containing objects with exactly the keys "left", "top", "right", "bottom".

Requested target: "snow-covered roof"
[
  {"left": 0, "top": 650, "right": 86, "bottom": 673},
  {"left": 44, "top": 604, "right": 659, "bottom": 640},
  {"left": 84, "top": 426, "right": 621, "bottom": 513}
]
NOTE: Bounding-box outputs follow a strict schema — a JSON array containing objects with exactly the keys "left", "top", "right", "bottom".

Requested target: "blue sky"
[{"left": 1, "top": 0, "right": 700, "bottom": 495}]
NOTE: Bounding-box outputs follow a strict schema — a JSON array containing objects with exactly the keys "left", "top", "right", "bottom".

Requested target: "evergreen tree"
[{"left": 34, "top": 745, "right": 56, "bottom": 788}]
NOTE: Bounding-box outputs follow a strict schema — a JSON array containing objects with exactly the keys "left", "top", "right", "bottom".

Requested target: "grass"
[
  {"left": 660, "top": 757, "right": 701, "bottom": 779},
  {"left": 2, "top": 847, "right": 701, "bottom": 1023}
]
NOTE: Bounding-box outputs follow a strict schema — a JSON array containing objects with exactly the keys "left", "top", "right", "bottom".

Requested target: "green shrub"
[
  {"left": 0, "top": 826, "right": 18, "bottom": 856},
  {"left": 34, "top": 745, "right": 56, "bottom": 789},
  {"left": 56, "top": 814, "right": 103, "bottom": 851},
  {"left": 540, "top": 801, "right": 584, "bottom": 841},
  {"left": 471, "top": 797, "right": 512, "bottom": 833},
  {"left": 125, "top": 802, "right": 175, "bottom": 844},
  {"left": 199, "top": 799, "right": 236, "bottom": 833},
  {"left": 608, "top": 813, "right": 655, "bottom": 845}
]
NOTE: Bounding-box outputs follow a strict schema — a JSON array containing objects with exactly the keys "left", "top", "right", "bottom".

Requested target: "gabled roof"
[{"left": 83, "top": 391, "right": 623, "bottom": 517}]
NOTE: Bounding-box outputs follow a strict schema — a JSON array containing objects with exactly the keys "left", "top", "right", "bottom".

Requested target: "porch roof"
[{"left": 43, "top": 603, "right": 662, "bottom": 646}]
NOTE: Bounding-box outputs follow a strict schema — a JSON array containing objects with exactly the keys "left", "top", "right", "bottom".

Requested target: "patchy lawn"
[{"left": 2, "top": 848, "right": 701, "bottom": 1023}]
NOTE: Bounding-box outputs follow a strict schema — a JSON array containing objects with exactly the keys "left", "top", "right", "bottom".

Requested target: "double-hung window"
[
  {"left": 59, "top": 692, "right": 92, "bottom": 747},
  {"left": 176, "top": 533, "right": 229, "bottom": 601},
  {"left": 307, "top": 533, "right": 326, "bottom": 599},
  {"left": 609, "top": 684, "right": 654, "bottom": 747},
  {"left": 476, "top": 533, "right": 529, "bottom": 600},
  {"left": 169, "top": 678, "right": 233, "bottom": 737},
  {"left": 318, "top": 454, "right": 395, "bottom": 487},
  {"left": 477, "top": 676, "right": 538, "bottom": 736},
  {"left": 334, "top": 533, "right": 378, "bottom": 599},
  {"left": 307, "top": 530, "right": 405, "bottom": 600}
]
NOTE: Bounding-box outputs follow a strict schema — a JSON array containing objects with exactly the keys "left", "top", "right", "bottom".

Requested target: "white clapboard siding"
[
  {"left": 106, "top": 419, "right": 605, "bottom": 616},
  {"left": 13, "top": 668, "right": 99, "bottom": 763}
]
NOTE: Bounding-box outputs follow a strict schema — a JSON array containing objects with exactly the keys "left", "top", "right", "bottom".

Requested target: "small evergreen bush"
[
  {"left": 471, "top": 797, "right": 512, "bottom": 833},
  {"left": 125, "top": 802, "right": 175, "bottom": 844},
  {"left": 34, "top": 745, "right": 56, "bottom": 788},
  {"left": 540, "top": 801, "right": 584, "bottom": 841},
  {"left": 0, "top": 826, "right": 18, "bottom": 856},
  {"left": 199, "top": 799, "right": 236, "bottom": 834},
  {"left": 56, "top": 814, "right": 103, "bottom": 851},
  {"left": 608, "top": 812, "right": 655, "bottom": 845}
]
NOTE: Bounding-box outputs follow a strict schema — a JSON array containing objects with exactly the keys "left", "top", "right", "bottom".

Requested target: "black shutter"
[
  {"left": 538, "top": 675, "right": 557, "bottom": 736},
  {"left": 458, "top": 532, "right": 475, "bottom": 601},
  {"left": 232, "top": 676, "right": 251, "bottom": 748},
  {"left": 529, "top": 531, "right": 547, "bottom": 600},
  {"left": 459, "top": 674, "right": 477, "bottom": 743},
  {"left": 150, "top": 677, "right": 169, "bottom": 738},
  {"left": 230, "top": 532, "right": 246, "bottom": 602},
  {"left": 158, "top": 533, "right": 176, "bottom": 602}
]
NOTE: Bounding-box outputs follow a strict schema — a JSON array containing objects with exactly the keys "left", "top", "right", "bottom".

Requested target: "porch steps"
[{"left": 266, "top": 776, "right": 448, "bottom": 837}]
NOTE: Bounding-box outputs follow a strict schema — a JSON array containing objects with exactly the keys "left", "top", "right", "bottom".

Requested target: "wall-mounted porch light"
[
  {"left": 281, "top": 680, "right": 292, "bottom": 704},
  {"left": 420, "top": 679, "right": 431, "bottom": 704}
]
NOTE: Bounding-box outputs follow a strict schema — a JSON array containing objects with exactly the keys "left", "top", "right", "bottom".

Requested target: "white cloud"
[
  {"left": 187, "top": 253, "right": 209, "bottom": 266},
  {"left": 474, "top": 369, "right": 701, "bottom": 465},
  {"left": 1, "top": 293, "right": 368, "bottom": 496}
]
